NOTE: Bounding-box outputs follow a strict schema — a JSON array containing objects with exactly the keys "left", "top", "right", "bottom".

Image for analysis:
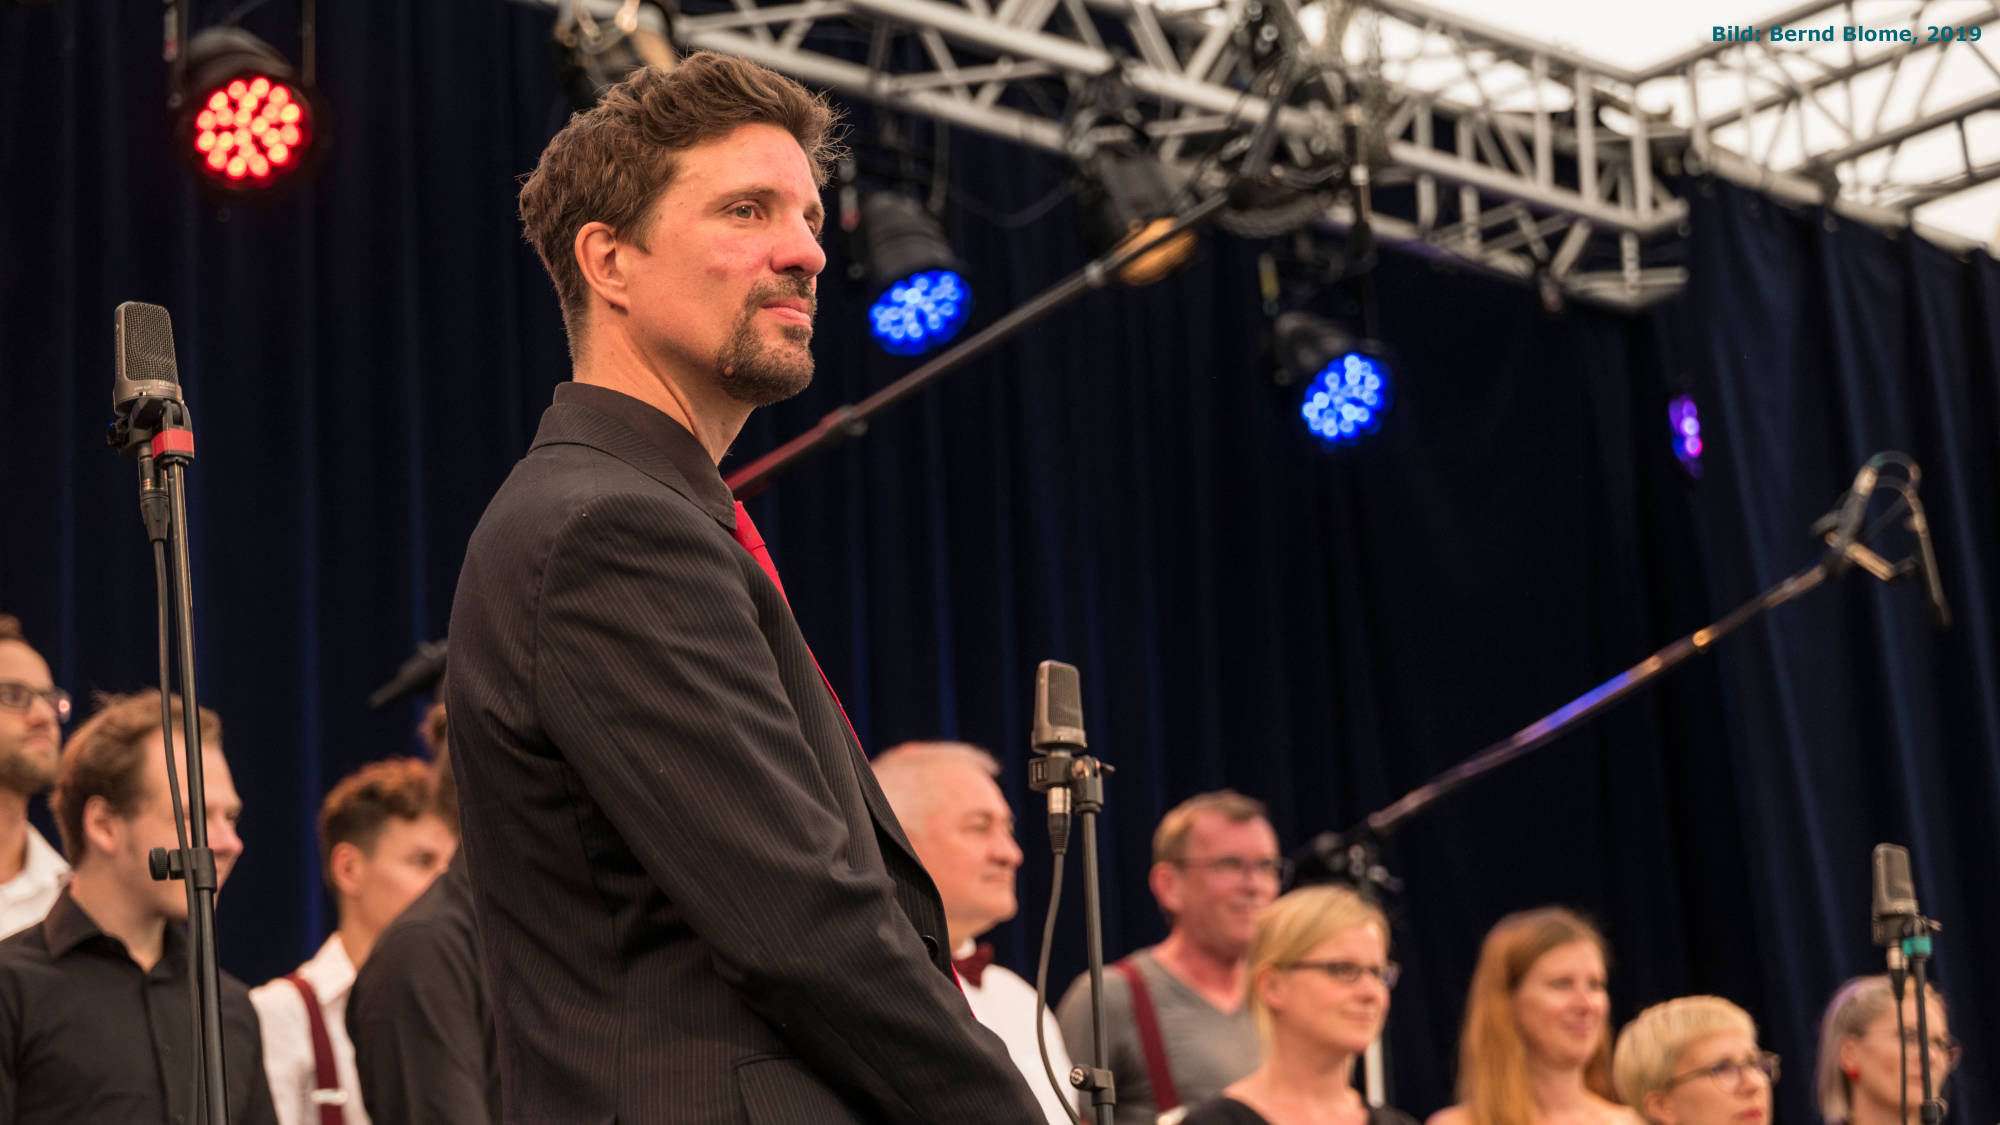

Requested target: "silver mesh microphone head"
[
  {"left": 113, "top": 301, "right": 183, "bottom": 411},
  {"left": 1032, "top": 661, "right": 1087, "bottom": 752}
]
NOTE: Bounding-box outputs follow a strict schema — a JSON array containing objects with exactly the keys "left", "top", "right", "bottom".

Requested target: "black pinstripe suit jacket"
[{"left": 447, "top": 386, "right": 1044, "bottom": 1125}]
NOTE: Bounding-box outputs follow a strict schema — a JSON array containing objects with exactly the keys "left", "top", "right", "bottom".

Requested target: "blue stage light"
[
  {"left": 1668, "top": 394, "right": 1703, "bottom": 476},
  {"left": 1300, "top": 351, "right": 1393, "bottom": 446},
  {"left": 857, "top": 191, "right": 971, "bottom": 357},
  {"left": 867, "top": 269, "right": 971, "bottom": 356}
]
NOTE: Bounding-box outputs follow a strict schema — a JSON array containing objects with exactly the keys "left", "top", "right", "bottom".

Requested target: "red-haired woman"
[{"left": 1427, "top": 908, "right": 1644, "bottom": 1125}]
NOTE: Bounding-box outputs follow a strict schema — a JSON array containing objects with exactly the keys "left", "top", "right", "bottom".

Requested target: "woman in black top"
[{"left": 1181, "top": 886, "right": 1420, "bottom": 1125}]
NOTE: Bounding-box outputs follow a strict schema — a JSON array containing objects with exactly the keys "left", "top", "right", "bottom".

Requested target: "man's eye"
[{"left": 732, "top": 203, "right": 758, "bottom": 219}]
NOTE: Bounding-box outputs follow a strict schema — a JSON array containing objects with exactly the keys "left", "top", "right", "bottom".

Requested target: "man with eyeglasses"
[
  {"left": 1057, "top": 790, "right": 1284, "bottom": 1125},
  {"left": 0, "top": 615, "right": 71, "bottom": 939}
]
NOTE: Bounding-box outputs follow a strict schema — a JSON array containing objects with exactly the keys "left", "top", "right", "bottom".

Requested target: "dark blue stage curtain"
[{"left": 2, "top": 3, "right": 1993, "bottom": 1121}]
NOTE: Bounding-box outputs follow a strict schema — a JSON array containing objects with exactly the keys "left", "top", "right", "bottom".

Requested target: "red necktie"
[
  {"left": 953, "top": 942, "right": 996, "bottom": 987},
  {"left": 730, "top": 503, "right": 859, "bottom": 750},
  {"left": 732, "top": 505, "right": 968, "bottom": 998},
  {"left": 730, "top": 502, "right": 789, "bottom": 601}
]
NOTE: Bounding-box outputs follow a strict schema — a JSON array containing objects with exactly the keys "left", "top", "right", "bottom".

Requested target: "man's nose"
[
  {"left": 24, "top": 695, "right": 59, "bottom": 727},
  {"left": 209, "top": 817, "right": 243, "bottom": 863},
  {"left": 773, "top": 215, "right": 826, "bottom": 278}
]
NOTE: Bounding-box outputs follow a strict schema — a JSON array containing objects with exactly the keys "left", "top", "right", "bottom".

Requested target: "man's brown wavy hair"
[{"left": 518, "top": 53, "right": 842, "bottom": 358}]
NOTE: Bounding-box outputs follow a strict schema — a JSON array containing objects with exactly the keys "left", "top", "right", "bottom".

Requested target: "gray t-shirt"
[{"left": 1055, "top": 949, "right": 1259, "bottom": 1125}]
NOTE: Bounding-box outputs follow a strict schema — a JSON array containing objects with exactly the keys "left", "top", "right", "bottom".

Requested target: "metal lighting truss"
[{"left": 541, "top": 0, "right": 1998, "bottom": 309}]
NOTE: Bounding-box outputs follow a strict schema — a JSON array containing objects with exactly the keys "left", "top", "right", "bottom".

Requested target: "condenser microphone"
[
  {"left": 1905, "top": 497, "right": 1952, "bottom": 629},
  {"left": 1871, "top": 843, "right": 1919, "bottom": 993},
  {"left": 111, "top": 302, "right": 191, "bottom": 458},
  {"left": 1823, "top": 457, "right": 1884, "bottom": 576},
  {"left": 1031, "top": 661, "right": 1086, "bottom": 854},
  {"left": 1032, "top": 661, "right": 1087, "bottom": 755},
  {"left": 114, "top": 301, "right": 183, "bottom": 412}
]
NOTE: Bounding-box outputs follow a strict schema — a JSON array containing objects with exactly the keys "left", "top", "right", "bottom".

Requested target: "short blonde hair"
[
  {"left": 1814, "top": 976, "right": 1947, "bottom": 1124},
  {"left": 1612, "top": 996, "right": 1756, "bottom": 1115},
  {"left": 1243, "top": 884, "right": 1389, "bottom": 1049},
  {"left": 1152, "top": 790, "right": 1268, "bottom": 864}
]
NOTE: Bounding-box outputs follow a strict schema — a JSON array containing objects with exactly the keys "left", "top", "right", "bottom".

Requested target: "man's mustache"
[{"left": 748, "top": 279, "right": 817, "bottom": 318}]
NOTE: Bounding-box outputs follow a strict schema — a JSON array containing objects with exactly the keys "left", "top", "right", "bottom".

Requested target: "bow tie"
[{"left": 954, "top": 942, "right": 996, "bottom": 987}]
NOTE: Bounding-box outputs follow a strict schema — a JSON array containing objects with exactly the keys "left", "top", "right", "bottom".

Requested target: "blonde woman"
[
  {"left": 1612, "top": 996, "right": 1776, "bottom": 1125},
  {"left": 1181, "top": 885, "right": 1418, "bottom": 1125},
  {"left": 1428, "top": 908, "right": 1643, "bottom": 1125},
  {"left": 1814, "top": 976, "right": 1960, "bottom": 1125}
]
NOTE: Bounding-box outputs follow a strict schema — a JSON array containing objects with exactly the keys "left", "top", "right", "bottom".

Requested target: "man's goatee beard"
[{"left": 717, "top": 285, "right": 816, "bottom": 406}]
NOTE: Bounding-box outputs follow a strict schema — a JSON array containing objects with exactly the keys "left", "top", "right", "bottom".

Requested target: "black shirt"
[
  {"left": 0, "top": 886, "right": 279, "bottom": 1125},
  {"left": 346, "top": 850, "right": 499, "bottom": 1125},
  {"left": 1181, "top": 1097, "right": 1423, "bottom": 1125}
]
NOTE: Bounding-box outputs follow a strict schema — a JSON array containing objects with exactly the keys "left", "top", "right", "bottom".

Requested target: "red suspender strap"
[
  {"left": 283, "top": 973, "right": 346, "bottom": 1125},
  {"left": 1111, "top": 958, "right": 1180, "bottom": 1113}
]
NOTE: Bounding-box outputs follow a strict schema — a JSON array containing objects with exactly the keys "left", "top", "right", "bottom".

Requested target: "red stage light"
[
  {"left": 175, "top": 27, "right": 327, "bottom": 199},
  {"left": 187, "top": 70, "right": 313, "bottom": 188}
]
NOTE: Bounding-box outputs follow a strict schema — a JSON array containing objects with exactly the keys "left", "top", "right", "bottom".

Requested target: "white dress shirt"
[
  {"left": 251, "top": 933, "right": 370, "bottom": 1125},
  {"left": 959, "top": 939, "right": 1077, "bottom": 1125},
  {"left": 0, "top": 825, "right": 69, "bottom": 940}
]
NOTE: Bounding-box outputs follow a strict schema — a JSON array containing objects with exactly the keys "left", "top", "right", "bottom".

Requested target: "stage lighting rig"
[
  {"left": 170, "top": 13, "right": 327, "bottom": 199},
  {"left": 854, "top": 189, "right": 972, "bottom": 357}
]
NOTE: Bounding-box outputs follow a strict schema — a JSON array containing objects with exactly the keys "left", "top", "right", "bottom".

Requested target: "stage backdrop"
[{"left": 2, "top": 2, "right": 1995, "bottom": 1122}]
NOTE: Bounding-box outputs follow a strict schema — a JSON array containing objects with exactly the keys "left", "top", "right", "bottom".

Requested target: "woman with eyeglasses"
[
  {"left": 1180, "top": 885, "right": 1418, "bottom": 1125},
  {"left": 1427, "top": 908, "right": 1643, "bottom": 1125},
  {"left": 1612, "top": 996, "right": 1776, "bottom": 1125},
  {"left": 1814, "top": 976, "right": 1960, "bottom": 1125}
]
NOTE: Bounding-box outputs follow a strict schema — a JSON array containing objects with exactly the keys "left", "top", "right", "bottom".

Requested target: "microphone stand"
[
  {"left": 1031, "top": 741, "right": 1117, "bottom": 1125},
  {"left": 110, "top": 402, "right": 231, "bottom": 1125},
  {"left": 1890, "top": 911, "right": 1946, "bottom": 1125},
  {"left": 1295, "top": 452, "right": 1944, "bottom": 1108}
]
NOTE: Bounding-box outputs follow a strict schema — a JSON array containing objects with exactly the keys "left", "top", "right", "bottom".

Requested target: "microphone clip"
[
  {"left": 109, "top": 397, "right": 197, "bottom": 464},
  {"left": 1028, "top": 750, "right": 1112, "bottom": 856}
]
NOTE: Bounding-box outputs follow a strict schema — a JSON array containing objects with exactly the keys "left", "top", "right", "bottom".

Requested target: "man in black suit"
[{"left": 447, "top": 54, "right": 1045, "bottom": 1124}]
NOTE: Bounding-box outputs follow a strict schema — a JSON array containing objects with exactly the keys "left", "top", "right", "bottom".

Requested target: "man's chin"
[
  {"left": 720, "top": 360, "right": 813, "bottom": 407},
  {"left": 0, "top": 752, "right": 57, "bottom": 794}
]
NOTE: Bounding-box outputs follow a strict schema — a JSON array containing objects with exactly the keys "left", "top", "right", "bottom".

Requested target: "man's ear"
[
  {"left": 80, "top": 795, "right": 123, "bottom": 863},
  {"left": 327, "top": 840, "right": 367, "bottom": 900},
  {"left": 574, "top": 221, "right": 630, "bottom": 315},
  {"left": 1150, "top": 861, "right": 1183, "bottom": 919}
]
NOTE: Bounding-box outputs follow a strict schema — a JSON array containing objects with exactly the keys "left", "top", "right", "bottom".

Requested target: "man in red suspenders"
[
  {"left": 1056, "top": 791, "right": 1284, "bottom": 1125},
  {"left": 252, "top": 758, "right": 457, "bottom": 1125}
]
